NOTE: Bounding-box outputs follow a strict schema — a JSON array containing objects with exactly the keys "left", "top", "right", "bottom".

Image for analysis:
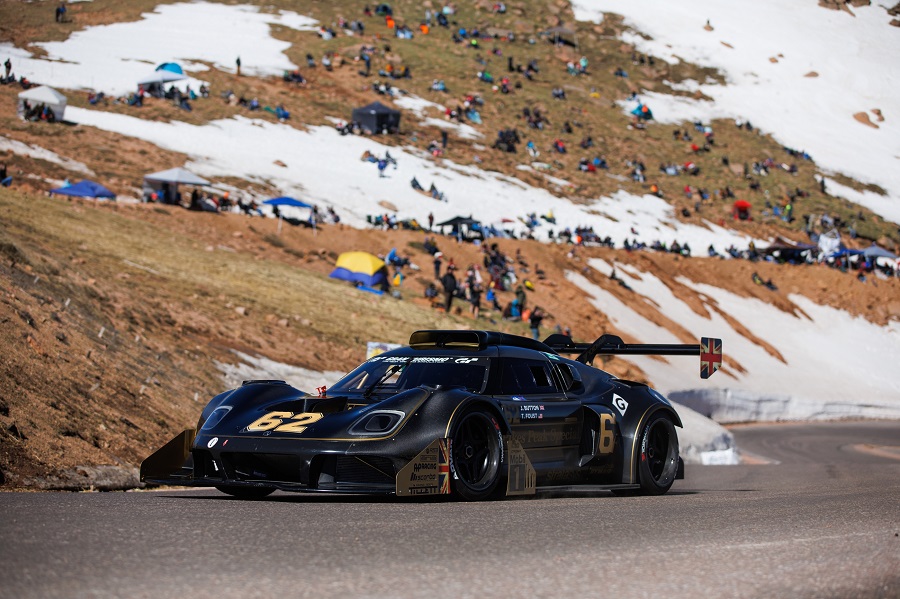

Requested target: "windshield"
[{"left": 330, "top": 356, "right": 490, "bottom": 394}]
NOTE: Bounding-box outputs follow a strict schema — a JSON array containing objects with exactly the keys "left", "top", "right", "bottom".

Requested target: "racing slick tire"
[
  {"left": 635, "top": 412, "right": 679, "bottom": 495},
  {"left": 215, "top": 485, "right": 276, "bottom": 499},
  {"left": 449, "top": 407, "right": 504, "bottom": 501}
]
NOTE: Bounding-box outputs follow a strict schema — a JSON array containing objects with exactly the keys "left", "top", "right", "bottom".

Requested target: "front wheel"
[
  {"left": 635, "top": 413, "right": 679, "bottom": 495},
  {"left": 215, "top": 485, "right": 275, "bottom": 499},
  {"left": 449, "top": 408, "right": 503, "bottom": 501}
]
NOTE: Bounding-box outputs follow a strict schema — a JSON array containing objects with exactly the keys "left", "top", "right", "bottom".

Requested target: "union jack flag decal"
[
  {"left": 700, "top": 337, "right": 723, "bottom": 379},
  {"left": 438, "top": 438, "right": 451, "bottom": 494}
]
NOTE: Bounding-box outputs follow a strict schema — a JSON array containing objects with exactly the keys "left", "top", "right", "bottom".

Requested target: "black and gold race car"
[{"left": 141, "top": 330, "right": 722, "bottom": 500}]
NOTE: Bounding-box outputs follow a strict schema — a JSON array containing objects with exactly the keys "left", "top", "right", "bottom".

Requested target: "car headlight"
[{"left": 349, "top": 410, "right": 405, "bottom": 436}]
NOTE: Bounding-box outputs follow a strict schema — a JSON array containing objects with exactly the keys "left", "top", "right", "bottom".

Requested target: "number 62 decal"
[{"left": 246, "top": 412, "right": 324, "bottom": 434}]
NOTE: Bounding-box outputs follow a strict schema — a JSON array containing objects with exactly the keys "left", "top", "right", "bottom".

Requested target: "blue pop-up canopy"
[
  {"left": 263, "top": 197, "right": 312, "bottom": 208},
  {"left": 49, "top": 180, "right": 115, "bottom": 199},
  {"left": 828, "top": 247, "right": 863, "bottom": 258},
  {"left": 156, "top": 62, "right": 184, "bottom": 75}
]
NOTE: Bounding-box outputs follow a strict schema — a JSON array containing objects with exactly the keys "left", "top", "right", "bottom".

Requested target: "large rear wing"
[{"left": 543, "top": 334, "right": 723, "bottom": 379}]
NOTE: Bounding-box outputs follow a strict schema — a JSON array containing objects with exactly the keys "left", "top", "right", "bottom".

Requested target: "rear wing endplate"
[{"left": 543, "top": 334, "right": 723, "bottom": 379}]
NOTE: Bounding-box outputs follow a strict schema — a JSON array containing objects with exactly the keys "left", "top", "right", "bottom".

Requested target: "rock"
[
  {"left": 853, "top": 112, "right": 879, "bottom": 128},
  {"left": 804, "top": 71, "right": 819, "bottom": 77},
  {"left": 274, "top": 160, "right": 287, "bottom": 168},
  {"left": 720, "top": 41, "right": 733, "bottom": 49},
  {"left": 277, "top": 318, "right": 289, "bottom": 327},
  {"left": 235, "top": 306, "right": 248, "bottom": 316},
  {"left": 769, "top": 57, "right": 779, "bottom": 63},
  {"left": 871, "top": 108, "right": 884, "bottom": 122}
]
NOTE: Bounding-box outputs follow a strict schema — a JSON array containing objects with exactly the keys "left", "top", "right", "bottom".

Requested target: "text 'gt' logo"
[
  {"left": 455, "top": 358, "right": 478, "bottom": 363},
  {"left": 612, "top": 394, "right": 628, "bottom": 416}
]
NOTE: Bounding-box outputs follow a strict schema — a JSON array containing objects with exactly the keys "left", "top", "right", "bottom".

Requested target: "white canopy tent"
[
  {"left": 136, "top": 69, "right": 187, "bottom": 87},
  {"left": 17, "top": 86, "right": 67, "bottom": 121},
  {"left": 144, "top": 167, "right": 211, "bottom": 186},
  {"left": 142, "top": 167, "right": 211, "bottom": 204}
]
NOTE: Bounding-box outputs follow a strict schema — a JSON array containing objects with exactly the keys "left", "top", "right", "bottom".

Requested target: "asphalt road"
[{"left": 1, "top": 421, "right": 898, "bottom": 599}]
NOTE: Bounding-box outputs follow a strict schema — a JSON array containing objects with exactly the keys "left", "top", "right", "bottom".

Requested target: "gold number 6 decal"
[
  {"left": 247, "top": 412, "right": 324, "bottom": 434},
  {"left": 598, "top": 413, "right": 615, "bottom": 455}
]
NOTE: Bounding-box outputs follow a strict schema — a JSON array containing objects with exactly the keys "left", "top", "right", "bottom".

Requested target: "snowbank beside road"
[
  {"left": 567, "top": 261, "right": 900, "bottom": 423},
  {"left": 670, "top": 388, "right": 900, "bottom": 424},
  {"left": 675, "top": 403, "right": 739, "bottom": 465}
]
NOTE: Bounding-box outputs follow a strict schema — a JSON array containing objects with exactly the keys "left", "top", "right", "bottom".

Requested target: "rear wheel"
[
  {"left": 215, "top": 485, "right": 275, "bottom": 499},
  {"left": 449, "top": 408, "right": 503, "bottom": 501},
  {"left": 635, "top": 413, "right": 679, "bottom": 495}
]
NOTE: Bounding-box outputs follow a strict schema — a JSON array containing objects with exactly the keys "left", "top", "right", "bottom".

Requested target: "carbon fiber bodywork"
[{"left": 141, "top": 330, "right": 702, "bottom": 499}]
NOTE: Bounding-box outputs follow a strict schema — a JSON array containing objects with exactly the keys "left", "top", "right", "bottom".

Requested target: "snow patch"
[
  {"left": 572, "top": 0, "right": 900, "bottom": 225},
  {"left": 216, "top": 350, "right": 344, "bottom": 392},
  {"left": 0, "top": 136, "right": 94, "bottom": 175},
  {"left": 64, "top": 105, "right": 758, "bottom": 250},
  {"left": 2, "top": 3, "right": 318, "bottom": 95}
]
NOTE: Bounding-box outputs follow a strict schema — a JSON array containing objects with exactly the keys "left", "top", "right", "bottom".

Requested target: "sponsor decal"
[
  {"left": 641, "top": 426, "right": 649, "bottom": 462},
  {"left": 454, "top": 357, "right": 479, "bottom": 364},
  {"left": 612, "top": 394, "right": 628, "bottom": 416},
  {"left": 376, "top": 356, "right": 411, "bottom": 363},
  {"left": 207, "top": 437, "right": 219, "bottom": 448},
  {"left": 505, "top": 437, "right": 537, "bottom": 496},
  {"left": 396, "top": 439, "right": 450, "bottom": 496},
  {"left": 517, "top": 428, "right": 580, "bottom": 445},
  {"left": 492, "top": 420, "right": 504, "bottom": 465},
  {"left": 519, "top": 405, "right": 546, "bottom": 420},
  {"left": 411, "top": 357, "right": 450, "bottom": 363},
  {"left": 542, "top": 352, "right": 561, "bottom": 361},
  {"left": 512, "top": 396, "right": 526, "bottom": 402}
]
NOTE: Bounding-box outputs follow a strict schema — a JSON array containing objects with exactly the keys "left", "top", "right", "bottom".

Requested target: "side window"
[{"left": 501, "top": 360, "right": 558, "bottom": 395}]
